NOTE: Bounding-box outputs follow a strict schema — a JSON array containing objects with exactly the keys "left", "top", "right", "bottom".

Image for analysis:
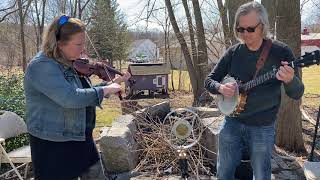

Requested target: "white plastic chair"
[
  {"left": 304, "top": 161, "right": 320, "bottom": 180},
  {"left": 0, "top": 111, "right": 31, "bottom": 180}
]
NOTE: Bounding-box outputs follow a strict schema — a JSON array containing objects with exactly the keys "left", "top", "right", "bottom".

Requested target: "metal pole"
[
  {"left": 178, "top": 149, "right": 189, "bottom": 179},
  {"left": 308, "top": 105, "right": 320, "bottom": 161}
]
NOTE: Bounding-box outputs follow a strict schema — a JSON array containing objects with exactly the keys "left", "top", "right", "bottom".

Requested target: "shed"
[{"left": 125, "top": 63, "right": 170, "bottom": 96}]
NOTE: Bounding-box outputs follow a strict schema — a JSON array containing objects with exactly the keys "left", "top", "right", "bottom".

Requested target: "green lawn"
[
  {"left": 168, "top": 70, "right": 191, "bottom": 92},
  {"left": 302, "top": 66, "right": 320, "bottom": 95},
  {"left": 96, "top": 102, "right": 121, "bottom": 127}
]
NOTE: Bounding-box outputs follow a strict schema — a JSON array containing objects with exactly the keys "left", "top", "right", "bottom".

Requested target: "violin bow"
[{"left": 85, "top": 31, "right": 123, "bottom": 100}]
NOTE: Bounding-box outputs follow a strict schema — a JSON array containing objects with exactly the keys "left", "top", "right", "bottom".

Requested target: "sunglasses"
[
  {"left": 236, "top": 23, "right": 260, "bottom": 33},
  {"left": 56, "top": 15, "right": 70, "bottom": 40}
]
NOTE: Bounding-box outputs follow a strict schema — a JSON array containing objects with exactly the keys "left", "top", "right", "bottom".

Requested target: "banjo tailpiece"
[{"left": 234, "top": 93, "right": 248, "bottom": 115}]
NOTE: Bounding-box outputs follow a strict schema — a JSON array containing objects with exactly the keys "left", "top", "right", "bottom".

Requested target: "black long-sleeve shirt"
[{"left": 205, "top": 39, "right": 304, "bottom": 126}]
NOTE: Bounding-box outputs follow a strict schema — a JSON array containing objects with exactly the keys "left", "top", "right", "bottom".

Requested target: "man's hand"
[
  {"left": 276, "top": 61, "right": 294, "bottom": 84},
  {"left": 218, "top": 82, "right": 237, "bottom": 97}
]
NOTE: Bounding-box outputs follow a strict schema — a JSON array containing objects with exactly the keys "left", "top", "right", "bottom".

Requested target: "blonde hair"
[{"left": 42, "top": 15, "right": 86, "bottom": 66}]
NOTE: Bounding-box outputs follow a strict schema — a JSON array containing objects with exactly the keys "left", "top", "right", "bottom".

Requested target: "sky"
[
  {"left": 117, "top": 0, "right": 150, "bottom": 29},
  {"left": 117, "top": 0, "right": 317, "bottom": 31}
]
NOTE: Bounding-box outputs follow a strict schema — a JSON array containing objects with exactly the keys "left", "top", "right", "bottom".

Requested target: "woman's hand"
[
  {"left": 276, "top": 61, "right": 294, "bottom": 84},
  {"left": 218, "top": 82, "right": 237, "bottom": 97},
  {"left": 113, "top": 72, "right": 131, "bottom": 84},
  {"left": 102, "top": 83, "right": 123, "bottom": 96}
]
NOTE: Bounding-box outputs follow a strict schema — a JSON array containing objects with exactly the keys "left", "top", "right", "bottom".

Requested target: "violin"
[
  {"left": 73, "top": 58, "right": 118, "bottom": 81},
  {"left": 72, "top": 58, "right": 135, "bottom": 100}
]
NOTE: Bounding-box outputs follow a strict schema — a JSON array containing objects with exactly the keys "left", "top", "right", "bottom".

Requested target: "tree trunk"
[
  {"left": 261, "top": 0, "right": 276, "bottom": 37},
  {"left": 275, "top": 0, "right": 305, "bottom": 153},
  {"left": 191, "top": 0, "right": 209, "bottom": 103},
  {"left": 217, "top": 0, "right": 232, "bottom": 48},
  {"left": 164, "top": 15, "right": 175, "bottom": 91},
  {"left": 178, "top": 51, "right": 183, "bottom": 91},
  {"left": 225, "top": 0, "right": 251, "bottom": 44},
  {"left": 34, "top": 0, "right": 46, "bottom": 51},
  {"left": 17, "top": 0, "right": 32, "bottom": 72},
  {"left": 182, "top": 0, "right": 197, "bottom": 66}
]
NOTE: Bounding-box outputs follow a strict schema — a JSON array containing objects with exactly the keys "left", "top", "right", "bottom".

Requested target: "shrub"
[{"left": 0, "top": 74, "right": 29, "bottom": 152}]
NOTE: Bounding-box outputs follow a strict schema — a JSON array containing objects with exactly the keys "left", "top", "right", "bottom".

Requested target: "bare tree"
[
  {"left": 17, "top": 0, "right": 33, "bottom": 72},
  {"left": 216, "top": 0, "right": 232, "bottom": 47},
  {"left": 0, "top": 1, "right": 19, "bottom": 23},
  {"left": 165, "top": 0, "right": 209, "bottom": 104},
  {"left": 31, "top": 0, "right": 47, "bottom": 51},
  {"left": 182, "top": 0, "right": 197, "bottom": 68},
  {"left": 191, "top": 0, "right": 209, "bottom": 96},
  {"left": 70, "top": 0, "right": 91, "bottom": 19},
  {"left": 225, "top": 0, "right": 251, "bottom": 44}
]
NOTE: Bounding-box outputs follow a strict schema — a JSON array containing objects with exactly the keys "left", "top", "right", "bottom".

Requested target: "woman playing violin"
[{"left": 24, "top": 15, "right": 129, "bottom": 180}]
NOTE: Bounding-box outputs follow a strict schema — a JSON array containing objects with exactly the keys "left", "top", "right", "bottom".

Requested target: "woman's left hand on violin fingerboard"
[{"left": 113, "top": 72, "right": 131, "bottom": 84}]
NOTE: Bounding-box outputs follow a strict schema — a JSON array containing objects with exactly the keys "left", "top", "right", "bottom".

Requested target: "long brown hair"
[{"left": 42, "top": 15, "right": 86, "bottom": 67}]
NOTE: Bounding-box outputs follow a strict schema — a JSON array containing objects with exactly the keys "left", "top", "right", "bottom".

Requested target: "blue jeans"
[{"left": 217, "top": 118, "right": 275, "bottom": 180}]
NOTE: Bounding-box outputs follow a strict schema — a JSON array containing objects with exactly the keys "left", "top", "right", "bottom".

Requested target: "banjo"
[{"left": 218, "top": 50, "right": 320, "bottom": 116}]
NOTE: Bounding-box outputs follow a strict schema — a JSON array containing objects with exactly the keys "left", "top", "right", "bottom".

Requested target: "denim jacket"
[{"left": 24, "top": 52, "right": 104, "bottom": 142}]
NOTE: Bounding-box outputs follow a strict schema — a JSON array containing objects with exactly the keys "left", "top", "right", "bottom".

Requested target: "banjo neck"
[
  {"left": 240, "top": 50, "right": 320, "bottom": 92},
  {"left": 241, "top": 66, "right": 279, "bottom": 92}
]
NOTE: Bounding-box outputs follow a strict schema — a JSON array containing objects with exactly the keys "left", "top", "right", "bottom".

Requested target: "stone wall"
[{"left": 99, "top": 102, "right": 223, "bottom": 177}]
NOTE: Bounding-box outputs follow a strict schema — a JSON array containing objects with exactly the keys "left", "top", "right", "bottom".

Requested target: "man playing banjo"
[{"left": 204, "top": 2, "right": 304, "bottom": 180}]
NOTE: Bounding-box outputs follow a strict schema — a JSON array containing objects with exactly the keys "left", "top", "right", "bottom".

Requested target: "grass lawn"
[
  {"left": 302, "top": 66, "right": 320, "bottom": 95},
  {"left": 96, "top": 105, "right": 121, "bottom": 127},
  {"left": 168, "top": 70, "right": 191, "bottom": 92},
  {"left": 302, "top": 65, "right": 320, "bottom": 107}
]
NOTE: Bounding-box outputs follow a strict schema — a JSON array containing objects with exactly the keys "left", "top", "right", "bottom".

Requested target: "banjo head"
[{"left": 217, "top": 76, "right": 239, "bottom": 116}]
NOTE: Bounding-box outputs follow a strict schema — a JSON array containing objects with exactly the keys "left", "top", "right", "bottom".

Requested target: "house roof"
[
  {"left": 301, "top": 45, "right": 320, "bottom": 55},
  {"left": 301, "top": 33, "right": 320, "bottom": 40},
  {"left": 129, "top": 39, "right": 154, "bottom": 50},
  {"left": 128, "top": 63, "right": 170, "bottom": 75}
]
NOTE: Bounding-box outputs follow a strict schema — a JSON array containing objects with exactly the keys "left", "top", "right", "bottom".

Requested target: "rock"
[
  {"left": 100, "top": 114, "right": 139, "bottom": 173},
  {"left": 134, "top": 101, "right": 170, "bottom": 123},
  {"left": 121, "top": 101, "right": 142, "bottom": 115},
  {"left": 271, "top": 159, "right": 279, "bottom": 170},
  {"left": 187, "top": 107, "right": 221, "bottom": 118},
  {"left": 272, "top": 171, "right": 297, "bottom": 180},
  {"left": 107, "top": 171, "right": 141, "bottom": 180},
  {"left": 200, "top": 116, "right": 224, "bottom": 163}
]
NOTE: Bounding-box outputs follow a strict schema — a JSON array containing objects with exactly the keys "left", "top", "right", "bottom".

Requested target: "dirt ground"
[{"left": 301, "top": 94, "right": 320, "bottom": 162}]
